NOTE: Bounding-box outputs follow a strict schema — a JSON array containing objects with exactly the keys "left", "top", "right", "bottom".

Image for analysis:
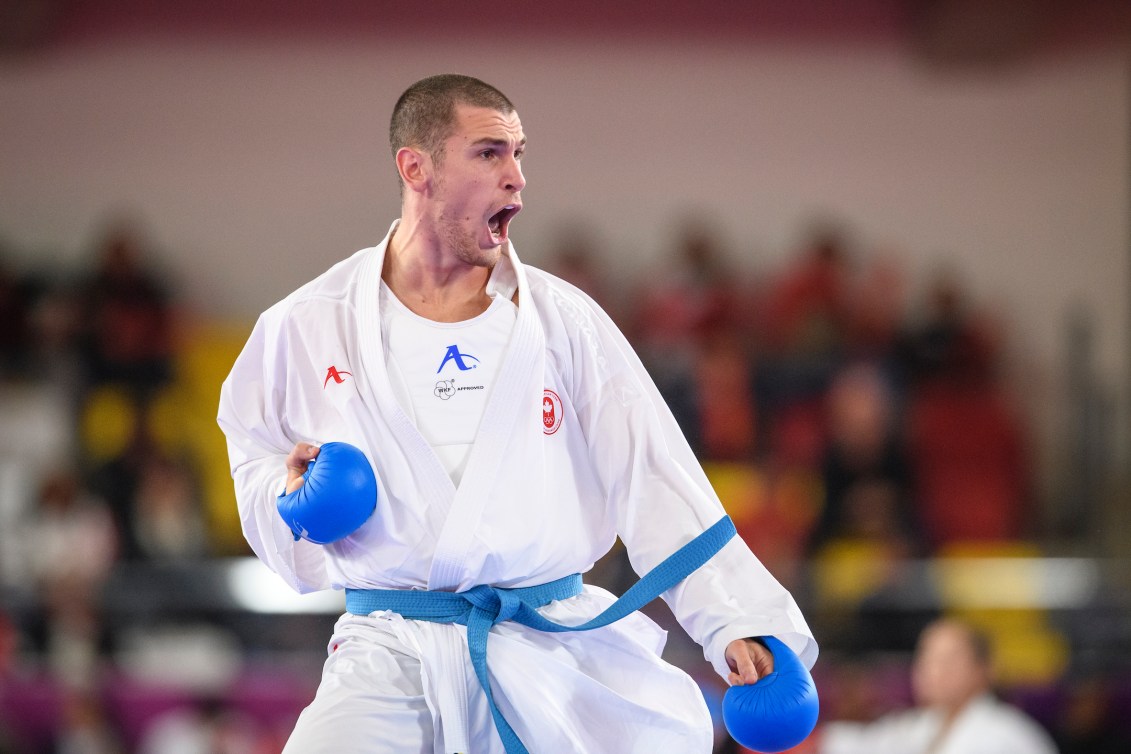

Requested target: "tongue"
[{"left": 489, "top": 210, "right": 505, "bottom": 235}]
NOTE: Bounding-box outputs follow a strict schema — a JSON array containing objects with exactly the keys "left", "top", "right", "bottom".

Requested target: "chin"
[{"left": 457, "top": 243, "right": 501, "bottom": 269}]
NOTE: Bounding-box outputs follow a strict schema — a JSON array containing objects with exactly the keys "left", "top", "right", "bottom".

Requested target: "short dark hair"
[
  {"left": 389, "top": 74, "right": 514, "bottom": 178},
  {"left": 925, "top": 618, "right": 994, "bottom": 668},
  {"left": 960, "top": 623, "right": 993, "bottom": 668}
]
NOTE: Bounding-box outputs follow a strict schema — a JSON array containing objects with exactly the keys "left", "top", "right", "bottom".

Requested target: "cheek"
[{"left": 913, "top": 660, "right": 947, "bottom": 691}]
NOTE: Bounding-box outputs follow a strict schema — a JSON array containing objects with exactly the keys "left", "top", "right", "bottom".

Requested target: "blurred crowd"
[
  {"left": 0, "top": 219, "right": 276, "bottom": 753},
  {"left": 555, "top": 218, "right": 1029, "bottom": 560},
  {"left": 0, "top": 215, "right": 1126, "bottom": 753},
  {"left": 550, "top": 218, "right": 1128, "bottom": 753}
]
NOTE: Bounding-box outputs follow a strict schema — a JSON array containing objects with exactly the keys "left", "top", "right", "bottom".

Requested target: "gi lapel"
[
  {"left": 354, "top": 222, "right": 458, "bottom": 523},
  {"left": 427, "top": 242, "right": 546, "bottom": 591}
]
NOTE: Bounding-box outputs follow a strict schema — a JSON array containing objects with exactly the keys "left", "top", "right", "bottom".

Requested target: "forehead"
[
  {"left": 450, "top": 104, "right": 524, "bottom": 144},
  {"left": 918, "top": 624, "right": 972, "bottom": 658}
]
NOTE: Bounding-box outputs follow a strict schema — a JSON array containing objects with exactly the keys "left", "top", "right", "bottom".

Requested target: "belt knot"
[{"left": 464, "top": 584, "right": 523, "bottom": 624}]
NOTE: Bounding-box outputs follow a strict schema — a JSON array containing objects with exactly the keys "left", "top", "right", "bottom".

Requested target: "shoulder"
[
  {"left": 524, "top": 264, "right": 621, "bottom": 357},
  {"left": 522, "top": 264, "right": 617, "bottom": 342},
  {"left": 968, "top": 696, "right": 1057, "bottom": 750},
  {"left": 524, "top": 265, "right": 600, "bottom": 315},
  {"left": 521, "top": 262, "right": 654, "bottom": 408}
]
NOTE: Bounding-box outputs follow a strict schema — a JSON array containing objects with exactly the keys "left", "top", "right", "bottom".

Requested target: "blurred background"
[{"left": 0, "top": 1, "right": 1129, "bottom": 752}]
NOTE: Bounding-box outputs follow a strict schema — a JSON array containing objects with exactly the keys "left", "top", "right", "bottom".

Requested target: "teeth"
[{"left": 488, "top": 205, "right": 518, "bottom": 238}]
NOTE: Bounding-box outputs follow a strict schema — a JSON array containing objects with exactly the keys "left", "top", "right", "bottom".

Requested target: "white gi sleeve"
[
  {"left": 217, "top": 307, "right": 330, "bottom": 593},
  {"left": 568, "top": 293, "right": 817, "bottom": 680}
]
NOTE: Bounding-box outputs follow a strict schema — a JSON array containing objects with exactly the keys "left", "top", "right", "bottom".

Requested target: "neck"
[
  {"left": 938, "top": 691, "right": 982, "bottom": 725},
  {"left": 383, "top": 217, "right": 494, "bottom": 322}
]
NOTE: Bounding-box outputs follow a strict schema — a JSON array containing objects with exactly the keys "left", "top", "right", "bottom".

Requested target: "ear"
[{"left": 395, "top": 146, "right": 432, "bottom": 193}]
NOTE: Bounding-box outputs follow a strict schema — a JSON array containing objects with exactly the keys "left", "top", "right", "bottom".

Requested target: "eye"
[
  {"left": 514, "top": 148, "right": 525, "bottom": 161},
  {"left": 480, "top": 149, "right": 496, "bottom": 160}
]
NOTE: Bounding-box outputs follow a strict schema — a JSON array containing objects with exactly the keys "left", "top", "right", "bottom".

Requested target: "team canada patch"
[{"left": 543, "top": 389, "right": 563, "bottom": 435}]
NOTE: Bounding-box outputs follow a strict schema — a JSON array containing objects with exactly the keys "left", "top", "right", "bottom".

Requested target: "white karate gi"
[
  {"left": 218, "top": 221, "right": 817, "bottom": 753},
  {"left": 819, "top": 694, "right": 1059, "bottom": 754}
]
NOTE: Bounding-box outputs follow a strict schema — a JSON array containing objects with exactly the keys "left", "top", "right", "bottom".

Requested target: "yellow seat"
[
  {"left": 812, "top": 538, "right": 899, "bottom": 607},
  {"left": 168, "top": 319, "right": 255, "bottom": 555}
]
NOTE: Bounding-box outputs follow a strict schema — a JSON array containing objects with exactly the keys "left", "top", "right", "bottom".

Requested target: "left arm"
[{"left": 566, "top": 289, "right": 817, "bottom": 680}]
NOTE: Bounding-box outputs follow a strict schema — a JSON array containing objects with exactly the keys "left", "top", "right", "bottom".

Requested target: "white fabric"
[
  {"left": 380, "top": 280, "right": 517, "bottom": 487},
  {"left": 283, "top": 590, "right": 711, "bottom": 753},
  {"left": 819, "top": 694, "right": 1059, "bottom": 754},
  {"left": 218, "top": 220, "right": 817, "bottom": 753}
]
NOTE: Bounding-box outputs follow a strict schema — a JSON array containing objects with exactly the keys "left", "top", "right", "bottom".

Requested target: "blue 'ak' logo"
[{"left": 437, "top": 344, "right": 479, "bottom": 373}]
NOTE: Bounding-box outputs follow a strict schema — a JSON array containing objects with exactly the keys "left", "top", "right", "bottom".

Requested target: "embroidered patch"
[
  {"left": 323, "top": 365, "right": 352, "bottom": 388},
  {"left": 543, "top": 389, "right": 563, "bottom": 435},
  {"left": 434, "top": 380, "right": 455, "bottom": 400},
  {"left": 437, "top": 344, "right": 480, "bottom": 373}
]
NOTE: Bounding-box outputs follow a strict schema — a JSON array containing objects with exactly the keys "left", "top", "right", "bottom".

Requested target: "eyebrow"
[{"left": 470, "top": 136, "right": 527, "bottom": 150}]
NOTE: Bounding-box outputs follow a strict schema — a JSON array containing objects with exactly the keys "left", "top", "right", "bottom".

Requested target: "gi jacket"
[{"left": 218, "top": 222, "right": 817, "bottom": 682}]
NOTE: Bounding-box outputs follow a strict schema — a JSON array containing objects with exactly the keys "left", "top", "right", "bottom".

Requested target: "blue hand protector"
[
  {"left": 276, "top": 441, "right": 378, "bottom": 544},
  {"left": 722, "top": 635, "right": 819, "bottom": 753}
]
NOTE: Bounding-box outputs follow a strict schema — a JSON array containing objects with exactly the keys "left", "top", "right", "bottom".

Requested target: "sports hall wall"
[{"left": 2, "top": 38, "right": 1127, "bottom": 506}]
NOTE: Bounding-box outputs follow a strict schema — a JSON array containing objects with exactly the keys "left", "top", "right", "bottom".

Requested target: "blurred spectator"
[
  {"left": 817, "top": 618, "right": 1059, "bottom": 753},
  {"left": 631, "top": 221, "right": 741, "bottom": 451},
  {"left": 631, "top": 221, "right": 741, "bottom": 345},
  {"left": 54, "top": 689, "right": 124, "bottom": 754},
  {"left": 86, "top": 418, "right": 149, "bottom": 562},
  {"left": 694, "top": 328, "right": 757, "bottom": 460},
  {"left": 760, "top": 220, "right": 852, "bottom": 366},
  {"left": 808, "top": 362, "right": 923, "bottom": 557},
  {"left": 754, "top": 220, "right": 855, "bottom": 463},
  {"left": 23, "top": 469, "right": 118, "bottom": 584},
  {"left": 137, "top": 698, "right": 266, "bottom": 754},
  {"left": 27, "top": 279, "right": 86, "bottom": 400},
  {"left": 131, "top": 453, "right": 208, "bottom": 561},
  {"left": 77, "top": 218, "right": 176, "bottom": 396},
  {"left": 19, "top": 469, "right": 118, "bottom": 689},
  {"left": 898, "top": 270, "right": 995, "bottom": 386},
  {"left": 87, "top": 419, "right": 207, "bottom": 562},
  {"left": 845, "top": 253, "right": 906, "bottom": 361},
  {"left": 894, "top": 269, "right": 1031, "bottom": 547}
]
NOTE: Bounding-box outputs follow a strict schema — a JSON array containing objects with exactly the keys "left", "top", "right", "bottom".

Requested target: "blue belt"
[{"left": 345, "top": 515, "right": 737, "bottom": 754}]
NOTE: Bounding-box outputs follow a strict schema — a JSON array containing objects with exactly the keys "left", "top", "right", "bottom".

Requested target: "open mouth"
[{"left": 487, "top": 203, "right": 521, "bottom": 244}]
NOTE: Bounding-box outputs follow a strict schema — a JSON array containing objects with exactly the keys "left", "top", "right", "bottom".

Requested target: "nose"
[{"left": 503, "top": 155, "right": 525, "bottom": 193}]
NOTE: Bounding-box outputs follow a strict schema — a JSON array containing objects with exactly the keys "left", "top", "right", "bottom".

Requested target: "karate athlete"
[
  {"left": 218, "top": 73, "right": 817, "bottom": 753},
  {"left": 818, "top": 619, "right": 1058, "bottom": 754}
]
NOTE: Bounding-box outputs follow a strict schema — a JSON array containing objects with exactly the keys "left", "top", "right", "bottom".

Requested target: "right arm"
[{"left": 217, "top": 310, "right": 330, "bottom": 593}]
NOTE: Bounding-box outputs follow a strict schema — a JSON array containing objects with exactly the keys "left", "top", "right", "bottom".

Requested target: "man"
[
  {"left": 819, "top": 618, "right": 1058, "bottom": 754},
  {"left": 218, "top": 74, "right": 816, "bottom": 753}
]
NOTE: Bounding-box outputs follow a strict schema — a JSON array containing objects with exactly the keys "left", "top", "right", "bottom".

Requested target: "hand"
[
  {"left": 725, "top": 637, "right": 774, "bottom": 687},
  {"left": 284, "top": 442, "right": 321, "bottom": 494}
]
